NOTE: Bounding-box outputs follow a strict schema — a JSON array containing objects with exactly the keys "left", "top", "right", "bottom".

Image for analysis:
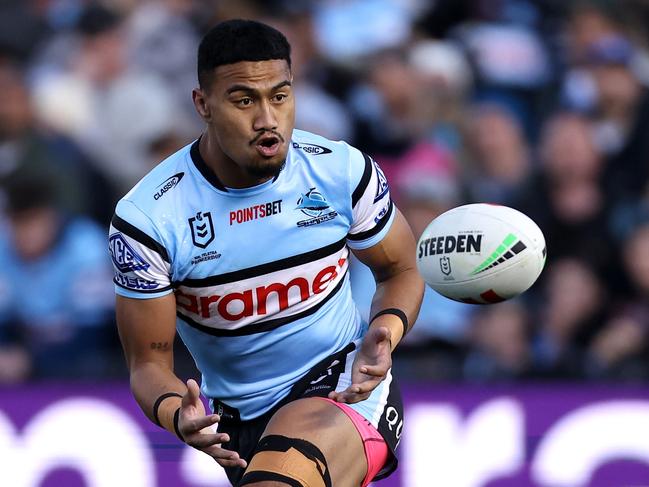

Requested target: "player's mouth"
[{"left": 254, "top": 134, "right": 282, "bottom": 158}]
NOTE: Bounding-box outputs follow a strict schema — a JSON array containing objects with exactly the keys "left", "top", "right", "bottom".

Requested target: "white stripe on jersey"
[{"left": 176, "top": 247, "right": 349, "bottom": 332}]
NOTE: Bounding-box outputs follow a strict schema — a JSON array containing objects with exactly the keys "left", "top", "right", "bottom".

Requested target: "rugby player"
[{"left": 109, "top": 19, "right": 424, "bottom": 487}]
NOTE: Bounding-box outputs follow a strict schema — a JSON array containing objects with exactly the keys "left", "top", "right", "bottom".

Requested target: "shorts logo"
[
  {"left": 296, "top": 188, "right": 337, "bottom": 227},
  {"left": 292, "top": 142, "right": 332, "bottom": 155},
  {"left": 188, "top": 211, "right": 215, "bottom": 249},
  {"left": 153, "top": 172, "right": 184, "bottom": 200},
  {"left": 109, "top": 233, "right": 150, "bottom": 273},
  {"left": 373, "top": 160, "right": 389, "bottom": 203}
]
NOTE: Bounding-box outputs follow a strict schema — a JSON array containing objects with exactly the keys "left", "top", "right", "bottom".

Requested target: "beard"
[{"left": 245, "top": 158, "right": 286, "bottom": 180}]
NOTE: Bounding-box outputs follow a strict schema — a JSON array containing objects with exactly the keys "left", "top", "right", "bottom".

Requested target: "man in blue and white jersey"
[{"left": 109, "top": 19, "right": 424, "bottom": 487}]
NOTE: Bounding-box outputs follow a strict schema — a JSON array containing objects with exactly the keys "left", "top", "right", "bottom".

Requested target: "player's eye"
[
  {"left": 273, "top": 93, "right": 288, "bottom": 103},
  {"left": 238, "top": 97, "right": 253, "bottom": 107}
]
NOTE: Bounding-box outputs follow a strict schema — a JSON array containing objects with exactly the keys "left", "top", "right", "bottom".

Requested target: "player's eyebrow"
[{"left": 226, "top": 80, "right": 292, "bottom": 95}]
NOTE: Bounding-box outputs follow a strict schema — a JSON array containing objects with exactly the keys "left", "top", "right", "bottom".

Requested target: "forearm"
[
  {"left": 369, "top": 266, "right": 424, "bottom": 350},
  {"left": 130, "top": 361, "right": 187, "bottom": 435}
]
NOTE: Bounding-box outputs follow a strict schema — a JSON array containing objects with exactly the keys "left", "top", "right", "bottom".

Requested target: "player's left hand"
[{"left": 328, "top": 326, "right": 392, "bottom": 404}]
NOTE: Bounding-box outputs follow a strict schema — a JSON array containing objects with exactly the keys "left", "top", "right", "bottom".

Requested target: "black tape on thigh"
[{"left": 238, "top": 435, "right": 332, "bottom": 487}]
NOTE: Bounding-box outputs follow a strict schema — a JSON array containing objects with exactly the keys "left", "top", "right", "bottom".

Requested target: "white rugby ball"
[{"left": 416, "top": 203, "right": 546, "bottom": 304}]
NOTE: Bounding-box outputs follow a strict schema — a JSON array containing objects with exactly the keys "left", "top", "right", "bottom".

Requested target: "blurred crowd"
[{"left": 0, "top": 0, "right": 648, "bottom": 384}]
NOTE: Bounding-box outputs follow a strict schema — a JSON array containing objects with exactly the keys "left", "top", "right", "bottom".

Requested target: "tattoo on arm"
[{"left": 150, "top": 342, "right": 170, "bottom": 351}]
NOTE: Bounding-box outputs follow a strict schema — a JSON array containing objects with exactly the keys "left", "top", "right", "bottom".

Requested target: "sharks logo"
[
  {"left": 297, "top": 188, "right": 330, "bottom": 217},
  {"left": 296, "top": 188, "right": 338, "bottom": 227}
]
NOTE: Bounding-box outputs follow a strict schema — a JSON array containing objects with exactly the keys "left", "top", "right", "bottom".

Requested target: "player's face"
[{"left": 193, "top": 59, "right": 295, "bottom": 186}]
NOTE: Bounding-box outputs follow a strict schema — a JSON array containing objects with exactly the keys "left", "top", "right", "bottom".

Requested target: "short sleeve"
[
  {"left": 347, "top": 148, "right": 395, "bottom": 249},
  {"left": 108, "top": 199, "right": 173, "bottom": 299}
]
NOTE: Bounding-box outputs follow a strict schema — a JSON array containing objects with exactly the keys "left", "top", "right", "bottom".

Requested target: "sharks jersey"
[{"left": 108, "top": 128, "right": 394, "bottom": 419}]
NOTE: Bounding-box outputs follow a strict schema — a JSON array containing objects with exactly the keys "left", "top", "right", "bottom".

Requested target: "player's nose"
[{"left": 253, "top": 100, "right": 278, "bottom": 131}]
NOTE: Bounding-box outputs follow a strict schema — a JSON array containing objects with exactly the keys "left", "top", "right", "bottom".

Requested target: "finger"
[
  {"left": 182, "top": 379, "right": 201, "bottom": 407},
  {"left": 330, "top": 389, "right": 371, "bottom": 404},
  {"left": 358, "top": 364, "right": 389, "bottom": 377},
  {"left": 328, "top": 382, "right": 375, "bottom": 403},
  {"left": 184, "top": 413, "right": 220, "bottom": 432},
  {"left": 353, "top": 379, "right": 382, "bottom": 394},
  {"left": 185, "top": 432, "right": 230, "bottom": 449},
  {"left": 215, "top": 456, "right": 248, "bottom": 469},
  {"left": 202, "top": 445, "right": 248, "bottom": 468}
]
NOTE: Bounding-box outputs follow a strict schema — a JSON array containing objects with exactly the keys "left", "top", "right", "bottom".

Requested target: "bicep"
[
  {"left": 116, "top": 293, "right": 177, "bottom": 369},
  {"left": 352, "top": 209, "right": 418, "bottom": 282}
]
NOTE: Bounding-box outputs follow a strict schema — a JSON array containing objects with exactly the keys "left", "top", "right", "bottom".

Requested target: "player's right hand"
[{"left": 178, "top": 379, "right": 248, "bottom": 469}]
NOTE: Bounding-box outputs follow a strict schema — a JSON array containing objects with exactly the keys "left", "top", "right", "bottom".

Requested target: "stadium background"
[{"left": 0, "top": 0, "right": 648, "bottom": 485}]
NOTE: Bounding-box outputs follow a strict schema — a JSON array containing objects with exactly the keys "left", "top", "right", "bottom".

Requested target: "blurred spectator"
[
  {"left": 516, "top": 112, "right": 613, "bottom": 267},
  {"left": 0, "top": 175, "right": 116, "bottom": 380},
  {"left": 311, "top": 0, "right": 415, "bottom": 62},
  {"left": 352, "top": 48, "right": 423, "bottom": 157},
  {"left": 0, "top": 2, "right": 48, "bottom": 61},
  {"left": 464, "top": 102, "right": 532, "bottom": 205},
  {"left": 584, "top": 35, "right": 649, "bottom": 204},
  {"left": 586, "top": 219, "right": 649, "bottom": 380},
  {"left": 0, "top": 59, "right": 115, "bottom": 224},
  {"left": 463, "top": 301, "right": 532, "bottom": 382},
  {"left": 32, "top": 3, "right": 189, "bottom": 192},
  {"left": 531, "top": 258, "right": 607, "bottom": 379},
  {"left": 408, "top": 39, "right": 473, "bottom": 155}
]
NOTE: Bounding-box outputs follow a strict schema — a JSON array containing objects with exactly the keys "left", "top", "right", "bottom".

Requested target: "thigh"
[{"left": 259, "top": 397, "right": 367, "bottom": 487}]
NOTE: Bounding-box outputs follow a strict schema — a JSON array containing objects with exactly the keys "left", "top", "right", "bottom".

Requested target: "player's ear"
[{"left": 192, "top": 88, "right": 211, "bottom": 122}]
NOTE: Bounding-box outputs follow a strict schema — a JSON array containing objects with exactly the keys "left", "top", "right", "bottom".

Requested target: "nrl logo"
[
  {"left": 440, "top": 256, "right": 452, "bottom": 276},
  {"left": 188, "top": 211, "right": 215, "bottom": 249}
]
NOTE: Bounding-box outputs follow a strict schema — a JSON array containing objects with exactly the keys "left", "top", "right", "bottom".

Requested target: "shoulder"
[
  {"left": 290, "top": 129, "right": 370, "bottom": 181},
  {"left": 115, "top": 142, "right": 193, "bottom": 225}
]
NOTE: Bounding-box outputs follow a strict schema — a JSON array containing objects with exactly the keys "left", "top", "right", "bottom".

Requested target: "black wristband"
[
  {"left": 370, "top": 308, "right": 409, "bottom": 337},
  {"left": 152, "top": 392, "right": 183, "bottom": 427},
  {"left": 173, "top": 407, "right": 184, "bottom": 441}
]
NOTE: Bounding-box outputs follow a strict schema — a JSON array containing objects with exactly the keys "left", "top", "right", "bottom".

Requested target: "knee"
[{"left": 237, "top": 435, "right": 331, "bottom": 487}]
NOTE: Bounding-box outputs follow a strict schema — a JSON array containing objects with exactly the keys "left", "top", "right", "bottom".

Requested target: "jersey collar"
[
  {"left": 190, "top": 138, "right": 284, "bottom": 194},
  {"left": 190, "top": 138, "right": 228, "bottom": 191}
]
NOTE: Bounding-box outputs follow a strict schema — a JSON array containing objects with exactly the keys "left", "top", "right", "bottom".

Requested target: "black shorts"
[{"left": 212, "top": 341, "right": 403, "bottom": 485}]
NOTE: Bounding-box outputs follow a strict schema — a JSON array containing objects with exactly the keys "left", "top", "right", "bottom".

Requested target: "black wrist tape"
[
  {"left": 152, "top": 392, "right": 183, "bottom": 427},
  {"left": 370, "top": 308, "right": 409, "bottom": 337},
  {"left": 173, "top": 407, "right": 184, "bottom": 441}
]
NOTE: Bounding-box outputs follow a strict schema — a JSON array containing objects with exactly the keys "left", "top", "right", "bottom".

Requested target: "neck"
[{"left": 198, "top": 133, "right": 272, "bottom": 189}]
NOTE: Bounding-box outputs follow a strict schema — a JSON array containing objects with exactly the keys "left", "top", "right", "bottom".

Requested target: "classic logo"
[
  {"left": 373, "top": 160, "right": 389, "bottom": 203},
  {"left": 440, "top": 256, "right": 452, "bottom": 276},
  {"left": 109, "top": 233, "right": 150, "bottom": 273},
  {"left": 188, "top": 211, "right": 215, "bottom": 249},
  {"left": 153, "top": 172, "right": 184, "bottom": 200},
  {"left": 292, "top": 142, "right": 332, "bottom": 155},
  {"left": 296, "top": 188, "right": 338, "bottom": 227}
]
